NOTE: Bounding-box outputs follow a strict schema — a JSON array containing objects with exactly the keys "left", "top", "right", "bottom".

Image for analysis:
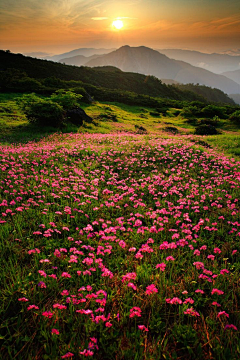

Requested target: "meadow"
[{"left": 0, "top": 127, "right": 239, "bottom": 359}]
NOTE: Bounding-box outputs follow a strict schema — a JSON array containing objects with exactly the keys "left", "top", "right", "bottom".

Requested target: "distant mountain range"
[
  {"left": 47, "top": 48, "right": 115, "bottom": 62},
  {"left": 72, "top": 45, "right": 239, "bottom": 95},
  {"left": 156, "top": 49, "right": 240, "bottom": 74},
  {"left": 222, "top": 69, "right": 240, "bottom": 85}
]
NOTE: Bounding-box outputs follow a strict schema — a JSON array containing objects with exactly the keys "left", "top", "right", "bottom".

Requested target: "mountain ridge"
[{"left": 83, "top": 46, "right": 240, "bottom": 95}]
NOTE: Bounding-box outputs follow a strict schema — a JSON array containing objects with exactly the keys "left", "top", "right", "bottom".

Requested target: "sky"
[{"left": 0, "top": 0, "right": 240, "bottom": 55}]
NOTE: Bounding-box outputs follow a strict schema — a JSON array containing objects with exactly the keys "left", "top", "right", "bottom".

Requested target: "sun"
[{"left": 112, "top": 19, "right": 124, "bottom": 30}]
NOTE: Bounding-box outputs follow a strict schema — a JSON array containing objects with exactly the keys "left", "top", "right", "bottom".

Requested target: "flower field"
[{"left": 0, "top": 133, "right": 239, "bottom": 359}]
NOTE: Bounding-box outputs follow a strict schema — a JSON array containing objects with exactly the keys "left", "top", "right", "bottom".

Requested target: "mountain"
[
  {"left": 0, "top": 50, "right": 236, "bottom": 105},
  {"left": 47, "top": 48, "right": 115, "bottom": 62},
  {"left": 222, "top": 69, "right": 240, "bottom": 86},
  {"left": 59, "top": 54, "right": 101, "bottom": 66},
  {"left": 156, "top": 49, "right": 240, "bottom": 74},
  {"left": 84, "top": 45, "right": 240, "bottom": 95}
]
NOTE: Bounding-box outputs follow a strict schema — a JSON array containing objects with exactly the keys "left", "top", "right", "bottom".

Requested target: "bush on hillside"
[
  {"left": 194, "top": 124, "right": 218, "bottom": 135},
  {"left": 199, "top": 116, "right": 220, "bottom": 126},
  {"left": 20, "top": 94, "right": 64, "bottom": 126},
  {"left": 200, "top": 105, "right": 226, "bottom": 118},
  {"left": 18, "top": 90, "right": 85, "bottom": 127},
  {"left": 229, "top": 110, "right": 240, "bottom": 124}
]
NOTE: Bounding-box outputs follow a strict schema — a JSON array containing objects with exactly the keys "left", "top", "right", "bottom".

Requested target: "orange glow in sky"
[{"left": 0, "top": 0, "right": 239, "bottom": 54}]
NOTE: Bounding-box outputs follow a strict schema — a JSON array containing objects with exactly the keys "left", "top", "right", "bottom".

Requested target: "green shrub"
[
  {"left": 19, "top": 94, "right": 64, "bottom": 126},
  {"left": 50, "top": 90, "right": 82, "bottom": 110},
  {"left": 200, "top": 105, "right": 226, "bottom": 118},
  {"left": 195, "top": 124, "right": 218, "bottom": 135},
  {"left": 229, "top": 110, "right": 240, "bottom": 124}
]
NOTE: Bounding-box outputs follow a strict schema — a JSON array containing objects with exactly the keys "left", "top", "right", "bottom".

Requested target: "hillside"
[
  {"left": 222, "top": 69, "right": 240, "bottom": 85},
  {"left": 157, "top": 49, "right": 240, "bottom": 74},
  {"left": 85, "top": 46, "right": 240, "bottom": 95},
  {"left": 0, "top": 50, "right": 235, "bottom": 105}
]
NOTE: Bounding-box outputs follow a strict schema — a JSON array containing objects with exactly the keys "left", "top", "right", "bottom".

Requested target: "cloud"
[{"left": 91, "top": 17, "right": 108, "bottom": 20}]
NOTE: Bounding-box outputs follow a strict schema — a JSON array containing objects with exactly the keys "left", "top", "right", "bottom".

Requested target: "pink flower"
[
  {"left": 156, "top": 263, "right": 166, "bottom": 271},
  {"left": 105, "top": 322, "right": 112, "bottom": 328},
  {"left": 122, "top": 272, "right": 137, "bottom": 283},
  {"left": 61, "top": 272, "right": 71, "bottom": 278},
  {"left": 129, "top": 307, "right": 142, "bottom": 318},
  {"left": 38, "top": 281, "right": 46, "bottom": 288},
  {"left": 193, "top": 262, "right": 204, "bottom": 270},
  {"left": 61, "top": 352, "right": 74, "bottom": 358},
  {"left": 217, "top": 311, "right": 229, "bottom": 318},
  {"left": 61, "top": 290, "right": 69, "bottom": 296},
  {"left": 184, "top": 308, "right": 200, "bottom": 317},
  {"left": 79, "top": 349, "right": 94, "bottom": 356},
  {"left": 224, "top": 324, "right": 238, "bottom": 331},
  {"left": 195, "top": 289, "right": 204, "bottom": 294},
  {"left": 127, "top": 282, "right": 137, "bottom": 290},
  {"left": 138, "top": 325, "right": 149, "bottom": 332},
  {"left": 220, "top": 269, "right": 229, "bottom": 275},
  {"left": 212, "top": 302, "right": 221, "bottom": 307},
  {"left": 51, "top": 328, "right": 60, "bottom": 335},
  {"left": 42, "top": 311, "right": 53, "bottom": 318},
  {"left": 27, "top": 304, "right": 39, "bottom": 310},
  {"left": 183, "top": 297, "right": 194, "bottom": 304},
  {"left": 211, "top": 288, "right": 224, "bottom": 295},
  {"left": 168, "top": 297, "right": 182, "bottom": 305},
  {"left": 145, "top": 284, "right": 158, "bottom": 295},
  {"left": 166, "top": 256, "right": 175, "bottom": 261},
  {"left": 18, "top": 297, "right": 29, "bottom": 302}
]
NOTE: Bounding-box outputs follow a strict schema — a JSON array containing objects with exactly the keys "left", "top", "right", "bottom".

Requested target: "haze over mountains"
[
  {"left": 156, "top": 49, "right": 240, "bottom": 74},
  {"left": 47, "top": 48, "right": 115, "bottom": 62}
]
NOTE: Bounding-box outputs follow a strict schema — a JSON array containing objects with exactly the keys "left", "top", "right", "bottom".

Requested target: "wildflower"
[
  {"left": 27, "top": 304, "right": 39, "bottom": 310},
  {"left": 61, "top": 352, "right": 74, "bottom": 358},
  {"left": 220, "top": 269, "right": 229, "bottom": 275},
  {"left": 166, "top": 256, "right": 175, "bottom": 261},
  {"left": 195, "top": 289, "right": 204, "bottom": 294},
  {"left": 184, "top": 308, "right": 200, "bottom": 317},
  {"left": 127, "top": 282, "right": 137, "bottom": 290},
  {"left": 105, "top": 322, "right": 112, "bottom": 328},
  {"left": 51, "top": 328, "right": 60, "bottom": 335},
  {"left": 42, "top": 311, "right": 53, "bottom": 318},
  {"left": 211, "top": 288, "right": 224, "bottom": 295},
  {"left": 169, "top": 297, "right": 182, "bottom": 305},
  {"left": 183, "top": 297, "right": 194, "bottom": 304},
  {"left": 38, "top": 281, "right": 46, "bottom": 288},
  {"left": 138, "top": 325, "right": 149, "bottom": 332},
  {"left": 193, "top": 262, "right": 204, "bottom": 270},
  {"left": 18, "top": 297, "right": 29, "bottom": 302},
  {"left": 156, "top": 263, "right": 166, "bottom": 271},
  {"left": 61, "top": 272, "right": 71, "bottom": 278},
  {"left": 122, "top": 272, "right": 137, "bottom": 282},
  {"left": 145, "top": 284, "right": 158, "bottom": 295},
  {"left": 212, "top": 302, "right": 221, "bottom": 307},
  {"left": 217, "top": 311, "right": 229, "bottom": 318},
  {"left": 129, "top": 307, "right": 142, "bottom": 318},
  {"left": 224, "top": 324, "right": 238, "bottom": 331},
  {"left": 79, "top": 349, "right": 94, "bottom": 356}
]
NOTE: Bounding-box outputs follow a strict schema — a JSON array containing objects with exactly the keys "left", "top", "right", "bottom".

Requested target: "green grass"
[{"left": 0, "top": 93, "right": 240, "bottom": 159}]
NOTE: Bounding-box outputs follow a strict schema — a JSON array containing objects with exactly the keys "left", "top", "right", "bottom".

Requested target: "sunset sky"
[{"left": 1, "top": 0, "right": 240, "bottom": 54}]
